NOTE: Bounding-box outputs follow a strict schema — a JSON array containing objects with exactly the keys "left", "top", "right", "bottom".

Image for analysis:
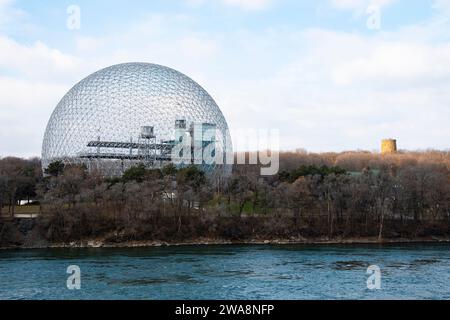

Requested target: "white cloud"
[
  {"left": 1, "top": 1, "right": 450, "bottom": 157},
  {"left": 0, "top": 0, "right": 27, "bottom": 32},
  {"left": 432, "top": 0, "right": 450, "bottom": 22},
  {"left": 212, "top": 25, "right": 450, "bottom": 151},
  {"left": 0, "top": 36, "right": 86, "bottom": 158},
  {"left": 330, "top": 41, "right": 450, "bottom": 86},
  {"left": 0, "top": 36, "right": 82, "bottom": 82},
  {"left": 433, "top": 0, "right": 450, "bottom": 13},
  {"left": 0, "top": 77, "right": 68, "bottom": 157}
]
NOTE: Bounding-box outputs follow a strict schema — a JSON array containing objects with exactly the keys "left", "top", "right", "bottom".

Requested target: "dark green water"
[{"left": 0, "top": 243, "right": 449, "bottom": 300}]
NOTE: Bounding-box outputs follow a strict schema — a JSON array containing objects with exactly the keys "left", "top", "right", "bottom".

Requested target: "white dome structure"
[{"left": 41, "top": 62, "right": 232, "bottom": 175}]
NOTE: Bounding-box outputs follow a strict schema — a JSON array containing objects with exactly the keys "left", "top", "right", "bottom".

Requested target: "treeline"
[
  {"left": 0, "top": 157, "right": 41, "bottom": 215},
  {"left": 0, "top": 150, "right": 449, "bottom": 247}
]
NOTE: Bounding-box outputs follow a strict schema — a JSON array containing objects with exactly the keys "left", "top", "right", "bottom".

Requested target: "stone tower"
[{"left": 381, "top": 139, "right": 397, "bottom": 154}]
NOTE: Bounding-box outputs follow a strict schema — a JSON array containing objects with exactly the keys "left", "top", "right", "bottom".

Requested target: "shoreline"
[{"left": 2, "top": 236, "right": 450, "bottom": 250}]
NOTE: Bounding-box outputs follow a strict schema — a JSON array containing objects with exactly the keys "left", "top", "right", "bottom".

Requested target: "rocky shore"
[{"left": 2, "top": 236, "right": 450, "bottom": 250}]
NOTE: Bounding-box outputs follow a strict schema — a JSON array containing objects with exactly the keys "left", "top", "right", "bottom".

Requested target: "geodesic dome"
[{"left": 41, "top": 62, "right": 232, "bottom": 175}]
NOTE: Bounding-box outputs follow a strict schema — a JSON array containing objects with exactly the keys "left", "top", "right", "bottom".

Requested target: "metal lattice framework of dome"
[{"left": 41, "top": 62, "right": 233, "bottom": 176}]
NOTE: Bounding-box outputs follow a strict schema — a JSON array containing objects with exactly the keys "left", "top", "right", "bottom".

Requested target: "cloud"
[
  {"left": 0, "top": 77, "right": 68, "bottom": 157},
  {"left": 212, "top": 25, "right": 450, "bottom": 151},
  {"left": 331, "top": 42, "right": 450, "bottom": 86},
  {"left": 432, "top": 0, "right": 450, "bottom": 19},
  {"left": 0, "top": 35, "right": 87, "bottom": 157},
  {"left": 1, "top": 1, "right": 450, "bottom": 157},
  {"left": 0, "top": 36, "right": 82, "bottom": 82},
  {"left": 0, "top": 0, "right": 24, "bottom": 28}
]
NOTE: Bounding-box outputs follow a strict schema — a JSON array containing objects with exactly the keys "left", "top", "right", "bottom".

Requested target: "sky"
[{"left": 0, "top": 0, "right": 449, "bottom": 157}]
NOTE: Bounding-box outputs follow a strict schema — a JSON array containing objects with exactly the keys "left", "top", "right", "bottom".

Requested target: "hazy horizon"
[{"left": 1, "top": 147, "right": 449, "bottom": 161}]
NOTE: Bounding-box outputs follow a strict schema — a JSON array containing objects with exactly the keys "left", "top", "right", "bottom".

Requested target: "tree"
[
  {"left": 45, "top": 165, "right": 87, "bottom": 208},
  {"left": 278, "top": 165, "right": 346, "bottom": 183},
  {"left": 0, "top": 157, "right": 42, "bottom": 217},
  {"left": 45, "top": 161, "right": 65, "bottom": 177},
  {"left": 0, "top": 175, "right": 7, "bottom": 216},
  {"left": 288, "top": 177, "right": 313, "bottom": 223},
  {"left": 122, "top": 164, "right": 147, "bottom": 183},
  {"left": 226, "top": 174, "right": 253, "bottom": 216}
]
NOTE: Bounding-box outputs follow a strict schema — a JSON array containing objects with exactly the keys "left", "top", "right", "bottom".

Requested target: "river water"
[{"left": 0, "top": 244, "right": 449, "bottom": 300}]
